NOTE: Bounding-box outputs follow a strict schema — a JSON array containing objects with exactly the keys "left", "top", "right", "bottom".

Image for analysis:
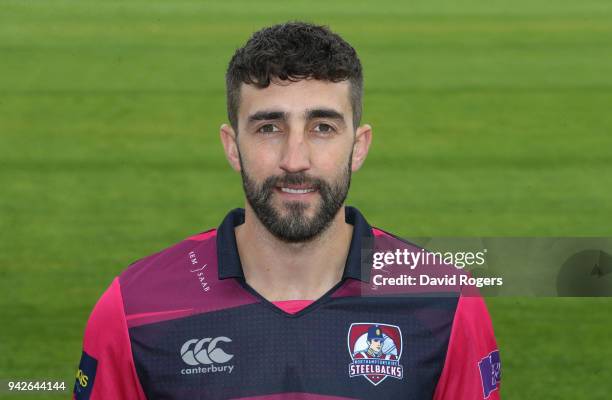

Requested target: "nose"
[{"left": 278, "top": 130, "right": 311, "bottom": 173}]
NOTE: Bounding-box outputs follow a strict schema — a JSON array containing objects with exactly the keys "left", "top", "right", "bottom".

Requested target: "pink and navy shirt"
[{"left": 74, "top": 206, "right": 501, "bottom": 399}]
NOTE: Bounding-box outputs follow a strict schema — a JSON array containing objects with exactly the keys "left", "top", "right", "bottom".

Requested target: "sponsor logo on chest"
[{"left": 179, "top": 336, "right": 235, "bottom": 375}]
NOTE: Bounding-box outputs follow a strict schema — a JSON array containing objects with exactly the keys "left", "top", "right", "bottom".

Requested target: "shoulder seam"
[{"left": 115, "top": 278, "right": 148, "bottom": 400}]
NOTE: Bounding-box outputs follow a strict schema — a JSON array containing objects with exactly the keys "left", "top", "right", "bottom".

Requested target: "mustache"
[{"left": 263, "top": 173, "right": 324, "bottom": 190}]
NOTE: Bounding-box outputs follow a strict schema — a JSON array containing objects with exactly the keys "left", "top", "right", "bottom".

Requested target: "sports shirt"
[{"left": 74, "top": 206, "right": 501, "bottom": 399}]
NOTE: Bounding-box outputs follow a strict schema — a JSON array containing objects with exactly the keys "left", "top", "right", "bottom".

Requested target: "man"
[{"left": 74, "top": 22, "right": 501, "bottom": 399}]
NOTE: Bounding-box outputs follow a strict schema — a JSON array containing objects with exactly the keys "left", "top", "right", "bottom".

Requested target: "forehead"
[{"left": 238, "top": 78, "right": 352, "bottom": 119}]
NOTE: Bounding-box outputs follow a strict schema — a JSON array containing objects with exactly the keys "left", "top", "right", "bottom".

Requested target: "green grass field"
[{"left": 1, "top": 1, "right": 612, "bottom": 398}]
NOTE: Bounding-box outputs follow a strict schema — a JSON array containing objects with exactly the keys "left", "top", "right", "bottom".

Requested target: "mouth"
[
  {"left": 275, "top": 184, "right": 318, "bottom": 197},
  {"left": 279, "top": 187, "right": 316, "bottom": 194}
]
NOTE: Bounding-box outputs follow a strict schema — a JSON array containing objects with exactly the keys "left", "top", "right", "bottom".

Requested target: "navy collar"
[{"left": 216, "top": 206, "right": 373, "bottom": 283}]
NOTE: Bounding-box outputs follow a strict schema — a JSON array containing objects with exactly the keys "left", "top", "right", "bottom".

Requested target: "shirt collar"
[{"left": 216, "top": 206, "right": 373, "bottom": 283}]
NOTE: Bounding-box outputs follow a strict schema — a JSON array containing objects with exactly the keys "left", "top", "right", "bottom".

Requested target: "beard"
[{"left": 239, "top": 153, "right": 352, "bottom": 243}]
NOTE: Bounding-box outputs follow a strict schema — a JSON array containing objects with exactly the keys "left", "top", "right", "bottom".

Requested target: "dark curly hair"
[{"left": 225, "top": 21, "right": 363, "bottom": 133}]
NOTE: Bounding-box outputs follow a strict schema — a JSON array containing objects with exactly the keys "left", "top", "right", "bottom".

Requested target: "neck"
[{"left": 235, "top": 204, "right": 353, "bottom": 301}]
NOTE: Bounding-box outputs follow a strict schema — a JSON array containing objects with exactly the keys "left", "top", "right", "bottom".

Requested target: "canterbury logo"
[{"left": 180, "top": 336, "right": 234, "bottom": 366}]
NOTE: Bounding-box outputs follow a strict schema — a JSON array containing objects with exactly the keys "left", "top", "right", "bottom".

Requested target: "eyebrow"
[
  {"left": 305, "top": 108, "right": 345, "bottom": 124},
  {"left": 246, "top": 108, "right": 346, "bottom": 127},
  {"left": 247, "top": 110, "right": 286, "bottom": 124}
]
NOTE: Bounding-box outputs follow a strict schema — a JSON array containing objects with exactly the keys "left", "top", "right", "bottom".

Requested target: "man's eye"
[
  {"left": 257, "top": 124, "right": 280, "bottom": 134},
  {"left": 313, "top": 123, "right": 335, "bottom": 134}
]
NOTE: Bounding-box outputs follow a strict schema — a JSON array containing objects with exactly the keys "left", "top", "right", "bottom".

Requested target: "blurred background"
[{"left": 1, "top": 0, "right": 611, "bottom": 398}]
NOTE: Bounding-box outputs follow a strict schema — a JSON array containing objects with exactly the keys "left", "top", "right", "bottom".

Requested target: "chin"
[{"left": 276, "top": 199, "right": 316, "bottom": 213}]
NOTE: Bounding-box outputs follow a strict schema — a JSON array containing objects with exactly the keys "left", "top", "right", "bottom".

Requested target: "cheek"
[
  {"left": 240, "top": 141, "right": 281, "bottom": 173},
  {"left": 312, "top": 142, "right": 353, "bottom": 171}
]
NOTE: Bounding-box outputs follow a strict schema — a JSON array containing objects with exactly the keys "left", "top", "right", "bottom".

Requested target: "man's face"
[
  {"left": 235, "top": 78, "right": 356, "bottom": 242},
  {"left": 369, "top": 338, "right": 383, "bottom": 353}
]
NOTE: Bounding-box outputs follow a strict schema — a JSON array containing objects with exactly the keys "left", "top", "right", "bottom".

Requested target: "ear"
[
  {"left": 219, "top": 123, "right": 241, "bottom": 172},
  {"left": 351, "top": 124, "right": 372, "bottom": 172}
]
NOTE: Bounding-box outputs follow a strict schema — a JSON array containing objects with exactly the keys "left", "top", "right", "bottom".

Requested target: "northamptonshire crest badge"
[{"left": 347, "top": 322, "right": 404, "bottom": 385}]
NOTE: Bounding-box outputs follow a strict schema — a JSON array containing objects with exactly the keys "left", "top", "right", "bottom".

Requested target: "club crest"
[{"left": 347, "top": 322, "right": 404, "bottom": 386}]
